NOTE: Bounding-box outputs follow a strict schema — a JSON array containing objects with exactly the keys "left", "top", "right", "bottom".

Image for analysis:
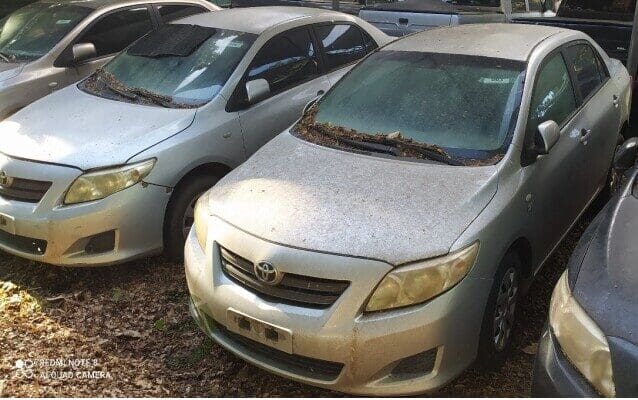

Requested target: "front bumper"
[
  {"left": 185, "top": 217, "right": 492, "bottom": 396},
  {"left": 532, "top": 323, "right": 598, "bottom": 397},
  {"left": 0, "top": 154, "right": 170, "bottom": 266}
]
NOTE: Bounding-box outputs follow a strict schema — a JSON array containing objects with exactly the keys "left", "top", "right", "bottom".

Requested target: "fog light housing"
[{"left": 84, "top": 230, "right": 116, "bottom": 254}]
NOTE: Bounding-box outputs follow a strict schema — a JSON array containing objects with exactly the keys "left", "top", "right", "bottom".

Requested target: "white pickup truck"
[{"left": 359, "top": 0, "right": 554, "bottom": 37}]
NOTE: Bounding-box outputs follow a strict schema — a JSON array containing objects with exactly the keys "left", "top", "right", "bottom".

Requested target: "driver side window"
[
  {"left": 75, "top": 6, "right": 154, "bottom": 59},
  {"left": 247, "top": 27, "right": 319, "bottom": 95},
  {"left": 527, "top": 52, "right": 577, "bottom": 137}
]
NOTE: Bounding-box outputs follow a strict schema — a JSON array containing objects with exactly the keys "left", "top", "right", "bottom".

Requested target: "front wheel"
[
  {"left": 164, "top": 174, "right": 220, "bottom": 261},
  {"left": 476, "top": 251, "right": 522, "bottom": 370}
]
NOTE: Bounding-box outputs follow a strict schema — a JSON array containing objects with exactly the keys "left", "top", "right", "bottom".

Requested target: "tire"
[
  {"left": 476, "top": 251, "right": 523, "bottom": 370},
  {"left": 164, "top": 174, "right": 220, "bottom": 261}
]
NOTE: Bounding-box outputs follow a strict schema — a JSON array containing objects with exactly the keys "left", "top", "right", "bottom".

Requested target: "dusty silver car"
[
  {"left": 0, "top": 0, "right": 220, "bottom": 120},
  {"left": 0, "top": 7, "right": 388, "bottom": 266},
  {"left": 186, "top": 23, "right": 630, "bottom": 395}
]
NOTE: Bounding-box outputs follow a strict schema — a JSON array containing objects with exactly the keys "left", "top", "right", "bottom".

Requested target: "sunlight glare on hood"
[{"left": 0, "top": 120, "right": 75, "bottom": 160}]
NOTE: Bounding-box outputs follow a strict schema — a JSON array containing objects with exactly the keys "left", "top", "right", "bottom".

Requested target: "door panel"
[
  {"left": 563, "top": 43, "right": 622, "bottom": 201},
  {"left": 523, "top": 52, "right": 583, "bottom": 257},
  {"left": 238, "top": 76, "right": 330, "bottom": 156},
  {"left": 235, "top": 27, "right": 330, "bottom": 156}
]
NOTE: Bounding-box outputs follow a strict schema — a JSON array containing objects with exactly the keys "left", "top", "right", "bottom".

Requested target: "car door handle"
[
  {"left": 398, "top": 17, "right": 409, "bottom": 24},
  {"left": 613, "top": 95, "right": 619, "bottom": 108},
  {"left": 579, "top": 128, "right": 592, "bottom": 143},
  {"left": 317, "top": 90, "right": 325, "bottom": 96}
]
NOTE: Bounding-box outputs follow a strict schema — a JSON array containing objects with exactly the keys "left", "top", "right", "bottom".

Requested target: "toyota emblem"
[
  {"left": 0, "top": 171, "right": 12, "bottom": 188},
  {"left": 254, "top": 261, "right": 283, "bottom": 285}
]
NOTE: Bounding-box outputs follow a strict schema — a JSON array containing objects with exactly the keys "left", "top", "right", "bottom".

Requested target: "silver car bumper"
[
  {"left": 185, "top": 217, "right": 492, "bottom": 396},
  {"left": 0, "top": 154, "right": 170, "bottom": 266}
]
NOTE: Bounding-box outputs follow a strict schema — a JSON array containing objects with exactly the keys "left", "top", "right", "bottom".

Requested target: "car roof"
[
  {"left": 178, "top": 6, "right": 355, "bottom": 34},
  {"left": 384, "top": 23, "right": 568, "bottom": 62}
]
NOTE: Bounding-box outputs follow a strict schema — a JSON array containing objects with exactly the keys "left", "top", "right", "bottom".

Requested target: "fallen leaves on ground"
[{"left": 0, "top": 208, "right": 596, "bottom": 397}]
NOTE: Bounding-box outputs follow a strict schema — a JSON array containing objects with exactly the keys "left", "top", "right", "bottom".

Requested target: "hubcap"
[
  {"left": 182, "top": 193, "right": 203, "bottom": 239},
  {"left": 493, "top": 267, "right": 519, "bottom": 352}
]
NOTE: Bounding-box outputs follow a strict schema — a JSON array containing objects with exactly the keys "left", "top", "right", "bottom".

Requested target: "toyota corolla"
[{"left": 186, "top": 24, "right": 630, "bottom": 395}]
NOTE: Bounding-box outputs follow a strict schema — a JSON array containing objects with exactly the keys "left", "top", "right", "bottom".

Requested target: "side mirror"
[
  {"left": 246, "top": 79, "right": 270, "bottom": 105},
  {"left": 72, "top": 43, "right": 97, "bottom": 64},
  {"left": 613, "top": 138, "right": 638, "bottom": 172},
  {"left": 535, "top": 120, "right": 560, "bottom": 155}
]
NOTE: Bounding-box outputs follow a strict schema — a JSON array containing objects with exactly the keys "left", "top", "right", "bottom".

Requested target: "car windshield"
[
  {"left": 295, "top": 50, "right": 525, "bottom": 165},
  {"left": 0, "top": 3, "right": 91, "bottom": 63},
  {"left": 560, "top": 0, "right": 636, "bottom": 21},
  {"left": 80, "top": 26, "right": 256, "bottom": 108}
]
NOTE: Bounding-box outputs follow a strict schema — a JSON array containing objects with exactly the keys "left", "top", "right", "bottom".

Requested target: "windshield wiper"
[
  {"left": 94, "top": 69, "right": 183, "bottom": 108},
  {"left": 299, "top": 113, "right": 463, "bottom": 166},
  {"left": 383, "top": 137, "right": 463, "bottom": 166},
  {"left": 336, "top": 137, "right": 402, "bottom": 157},
  {"left": 0, "top": 51, "right": 12, "bottom": 63}
]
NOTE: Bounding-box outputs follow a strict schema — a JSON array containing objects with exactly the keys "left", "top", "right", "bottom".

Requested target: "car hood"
[
  {"left": 571, "top": 172, "right": 638, "bottom": 345},
  {"left": 0, "top": 62, "right": 24, "bottom": 82},
  {"left": 0, "top": 85, "right": 196, "bottom": 170},
  {"left": 207, "top": 132, "right": 499, "bottom": 266}
]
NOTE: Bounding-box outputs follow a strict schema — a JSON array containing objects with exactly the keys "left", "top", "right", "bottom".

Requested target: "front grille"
[
  {"left": 219, "top": 246, "right": 349, "bottom": 309},
  {"left": 0, "top": 177, "right": 52, "bottom": 203},
  {"left": 210, "top": 318, "right": 344, "bottom": 381},
  {"left": 0, "top": 229, "right": 47, "bottom": 255}
]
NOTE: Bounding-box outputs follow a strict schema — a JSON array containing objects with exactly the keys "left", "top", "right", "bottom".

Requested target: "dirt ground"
[{"left": 0, "top": 210, "right": 595, "bottom": 397}]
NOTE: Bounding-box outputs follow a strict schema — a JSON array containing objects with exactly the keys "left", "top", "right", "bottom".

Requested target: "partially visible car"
[
  {"left": 358, "top": 0, "right": 553, "bottom": 37},
  {"left": 532, "top": 138, "right": 638, "bottom": 397},
  {"left": 0, "top": 0, "right": 220, "bottom": 120},
  {"left": 0, "top": 6, "right": 389, "bottom": 267},
  {"left": 186, "top": 23, "right": 629, "bottom": 395}
]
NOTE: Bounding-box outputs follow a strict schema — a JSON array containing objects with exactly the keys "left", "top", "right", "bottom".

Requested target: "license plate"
[
  {"left": 226, "top": 308, "right": 293, "bottom": 354},
  {"left": 0, "top": 212, "right": 16, "bottom": 235}
]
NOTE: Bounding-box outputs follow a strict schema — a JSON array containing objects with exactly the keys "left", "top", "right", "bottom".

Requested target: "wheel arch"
[
  {"left": 162, "top": 162, "right": 232, "bottom": 233},
  {"left": 505, "top": 237, "right": 534, "bottom": 290}
]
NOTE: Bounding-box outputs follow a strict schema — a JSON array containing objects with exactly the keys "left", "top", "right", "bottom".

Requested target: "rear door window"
[
  {"left": 157, "top": 4, "right": 208, "bottom": 23},
  {"left": 314, "top": 24, "right": 376, "bottom": 71},
  {"left": 75, "top": 6, "right": 154, "bottom": 58},
  {"left": 564, "top": 43, "right": 608, "bottom": 100}
]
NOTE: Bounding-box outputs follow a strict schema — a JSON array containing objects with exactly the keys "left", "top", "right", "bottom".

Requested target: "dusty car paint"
[
  {"left": 186, "top": 23, "right": 631, "bottom": 395},
  {"left": 0, "top": 7, "right": 390, "bottom": 266},
  {"left": 0, "top": 0, "right": 220, "bottom": 120}
]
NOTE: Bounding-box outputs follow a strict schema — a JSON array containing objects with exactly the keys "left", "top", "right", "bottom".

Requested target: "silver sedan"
[
  {"left": 0, "top": 7, "right": 389, "bottom": 266},
  {"left": 186, "top": 23, "right": 631, "bottom": 395},
  {"left": 0, "top": 0, "right": 220, "bottom": 120}
]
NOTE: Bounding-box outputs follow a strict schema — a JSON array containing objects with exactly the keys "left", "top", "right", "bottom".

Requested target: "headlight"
[
  {"left": 193, "top": 192, "right": 210, "bottom": 250},
  {"left": 64, "top": 159, "right": 155, "bottom": 205},
  {"left": 550, "top": 271, "right": 615, "bottom": 397},
  {"left": 365, "top": 242, "right": 479, "bottom": 312}
]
